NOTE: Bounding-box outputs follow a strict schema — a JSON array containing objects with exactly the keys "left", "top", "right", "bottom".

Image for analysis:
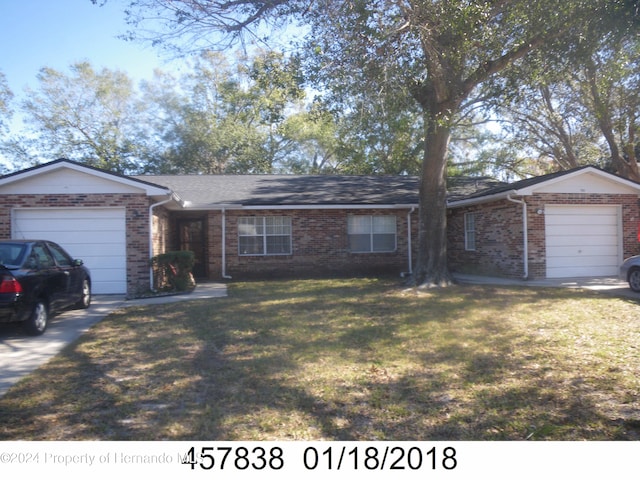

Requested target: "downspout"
[
  {"left": 149, "top": 195, "right": 173, "bottom": 291},
  {"left": 507, "top": 194, "right": 529, "bottom": 279},
  {"left": 402, "top": 207, "right": 416, "bottom": 277},
  {"left": 221, "top": 207, "right": 232, "bottom": 279}
]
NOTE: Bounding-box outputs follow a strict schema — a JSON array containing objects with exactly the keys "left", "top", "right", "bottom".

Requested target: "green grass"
[{"left": 1, "top": 277, "right": 639, "bottom": 440}]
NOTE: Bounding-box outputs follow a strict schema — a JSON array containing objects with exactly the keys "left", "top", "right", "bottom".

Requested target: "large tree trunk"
[{"left": 412, "top": 114, "right": 454, "bottom": 288}]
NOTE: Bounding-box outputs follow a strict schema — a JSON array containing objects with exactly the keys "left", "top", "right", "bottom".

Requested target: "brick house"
[
  {"left": 0, "top": 159, "right": 639, "bottom": 295},
  {"left": 447, "top": 167, "right": 640, "bottom": 279}
]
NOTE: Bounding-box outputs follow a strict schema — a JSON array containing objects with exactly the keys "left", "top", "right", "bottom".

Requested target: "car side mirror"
[{"left": 73, "top": 259, "right": 84, "bottom": 266}]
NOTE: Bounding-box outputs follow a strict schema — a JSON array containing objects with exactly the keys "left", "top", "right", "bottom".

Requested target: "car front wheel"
[
  {"left": 24, "top": 300, "right": 48, "bottom": 336},
  {"left": 628, "top": 268, "right": 640, "bottom": 292},
  {"left": 75, "top": 279, "right": 91, "bottom": 309}
]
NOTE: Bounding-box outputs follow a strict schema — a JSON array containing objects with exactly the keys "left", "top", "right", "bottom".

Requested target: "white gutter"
[
  {"left": 221, "top": 207, "right": 232, "bottom": 279},
  {"left": 204, "top": 204, "right": 419, "bottom": 211},
  {"left": 447, "top": 191, "right": 514, "bottom": 209},
  {"left": 403, "top": 207, "right": 415, "bottom": 277},
  {"left": 506, "top": 193, "right": 529, "bottom": 279},
  {"left": 148, "top": 194, "right": 174, "bottom": 291}
]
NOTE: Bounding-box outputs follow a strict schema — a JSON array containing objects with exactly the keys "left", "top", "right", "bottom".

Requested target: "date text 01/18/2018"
[{"left": 181, "top": 445, "right": 458, "bottom": 472}]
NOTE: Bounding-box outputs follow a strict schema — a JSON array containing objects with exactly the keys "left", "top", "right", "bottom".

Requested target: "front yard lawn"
[{"left": 1, "top": 277, "right": 639, "bottom": 440}]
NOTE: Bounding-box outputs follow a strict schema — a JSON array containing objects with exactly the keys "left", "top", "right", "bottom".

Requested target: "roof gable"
[
  {"left": 0, "top": 159, "right": 171, "bottom": 196},
  {"left": 518, "top": 167, "right": 640, "bottom": 195},
  {"left": 448, "top": 166, "right": 640, "bottom": 207}
]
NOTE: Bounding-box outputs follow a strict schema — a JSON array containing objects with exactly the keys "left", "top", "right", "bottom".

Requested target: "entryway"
[{"left": 178, "top": 218, "right": 207, "bottom": 278}]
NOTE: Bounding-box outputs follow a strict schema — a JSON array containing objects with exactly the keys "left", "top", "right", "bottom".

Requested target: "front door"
[{"left": 178, "top": 219, "right": 207, "bottom": 279}]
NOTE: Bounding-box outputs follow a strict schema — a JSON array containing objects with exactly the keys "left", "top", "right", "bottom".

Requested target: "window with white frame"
[
  {"left": 238, "top": 216, "right": 292, "bottom": 255},
  {"left": 464, "top": 212, "right": 476, "bottom": 251},
  {"left": 348, "top": 215, "right": 397, "bottom": 253}
]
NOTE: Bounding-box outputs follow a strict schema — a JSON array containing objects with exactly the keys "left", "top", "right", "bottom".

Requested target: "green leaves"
[{"left": 13, "top": 62, "right": 146, "bottom": 173}]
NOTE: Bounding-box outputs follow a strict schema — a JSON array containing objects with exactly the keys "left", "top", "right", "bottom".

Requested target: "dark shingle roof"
[
  {"left": 137, "top": 166, "right": 632, "bottom": 207},
  {"left": 135, "top": 173, "right": 534, "bottom": 207},
  {"left": 135, "top": 174, "right": 421, "bottom": 206},
  {"left": 446, "top": 176, "right": 507, "bottom": 202},
  {"left": 457, "top": 166, "right": 603, "bottom": 200}
]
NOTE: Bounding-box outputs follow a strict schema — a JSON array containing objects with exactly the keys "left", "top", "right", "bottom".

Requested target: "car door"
[
  {"left": 46, "top": 241, "right": 82, "bottom": 307},
  {"left": 29, "top": 242, "right": 69, "bottom": 310}
]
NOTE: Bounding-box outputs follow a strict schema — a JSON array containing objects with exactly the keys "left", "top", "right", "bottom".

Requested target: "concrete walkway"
[
  {"left": 0, "top": 282, "right": 227, "bottom": 397},
  {"left": 453, "top": 273, "right": 640, "bottom": 300}
]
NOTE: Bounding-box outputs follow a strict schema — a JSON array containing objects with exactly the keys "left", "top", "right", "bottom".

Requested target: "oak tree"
[{"left": 115, "top": 0, "right": 636, "bottom": 286}]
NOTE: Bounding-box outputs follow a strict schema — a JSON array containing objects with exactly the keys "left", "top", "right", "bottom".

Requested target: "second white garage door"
[
  {"left": 12, "top": 208, "right": 127, "bottom": 294},
  {"left": 545, "top": 205, "right": 621, "bottom": 278}
]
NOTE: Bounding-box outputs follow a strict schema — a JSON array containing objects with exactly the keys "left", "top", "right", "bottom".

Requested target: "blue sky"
[{"left": 0, "top": 0, "right": 174, "bottom": 97}]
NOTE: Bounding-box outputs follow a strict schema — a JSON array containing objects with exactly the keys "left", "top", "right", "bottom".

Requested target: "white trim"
[
  {"left": 0, "top": 160, "right": 171, "bottom": 197},
  {"left": 242, "top": 204, "right": 419, "bottom": 210},
  {"left": 448, "top": 167, "right": 640, "bottom": 209},
  {"left": 464, "top": 212, "right": 477, "bottom": 251},
  {"left": 448, "top": 190, "right": 518, "bottom": 208},
  {"left": 517, "top": 167, "right": 640, "bottom": 195},
  {"left": 238, "top": 215, "right": 293, "bottom": 256},
  {"left": 405, "top": 207, "right": 415, "bottom": 276},
  {"left": 221, "top": 208, "right": 232, "bottom": 279},
  {"left": 187, "top": 203, "right": 419, "bottom": 211}
]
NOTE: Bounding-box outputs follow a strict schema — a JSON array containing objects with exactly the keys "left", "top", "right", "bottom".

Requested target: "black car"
[{"left": 0, "top": 240, "right": 91, "bottom": 335}]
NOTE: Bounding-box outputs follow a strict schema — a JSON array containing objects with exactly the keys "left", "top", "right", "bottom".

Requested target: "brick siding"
[
  {"left": 448, "top": 199, "right": 526, "bottom": 278},
  {"left": 163, "top": 208, "right": 419, "bottom": 280},
  {"left": 448, "top": 193, "right": 640, "bottom": 279}
]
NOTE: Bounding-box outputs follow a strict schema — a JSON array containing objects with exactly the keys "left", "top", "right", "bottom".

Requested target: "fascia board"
[
  {"left": 447, "top": 191, "right": 518, "bottom": 208},
  {"left": 179, "top": 203, "right": 419, "bottom": 211},
  {"left": 0, "top": 160, "right": 171, "bottom": 196},
  {"left": 516, "top": 166, "right": 640, "bottom": 195}
]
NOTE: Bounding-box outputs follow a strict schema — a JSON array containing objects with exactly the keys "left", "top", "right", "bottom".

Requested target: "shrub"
[{"left": 150, "top": 251, "right": 196, "bottom": 292}]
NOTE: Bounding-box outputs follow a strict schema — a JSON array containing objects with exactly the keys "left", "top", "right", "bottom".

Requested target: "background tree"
[
  {"left": 482, "top": 31, "right": 640, "bottom": 180},
  {"left": 0, "top": 71, "right": 13, "bottom": 136},
  {"left": 0, "top": 72, "right": 14, "bottom": 173},
  {"left": 579, "top": 36, "right": 640, "bottom": 181},
  {"left": 114, "top": 0, "right": 637, "bottom": 287},
  {"left": 330, "top": 89, "right": 424, "bottom": 175},
  {"left": 491, "top": 82, "right": 601, "bottom": 171},
  {"left": 2, "top": 62, "right": 150, "bottom": 173},
  {"left": 143, "top": 50, "right": 309, "bottom": 173}
]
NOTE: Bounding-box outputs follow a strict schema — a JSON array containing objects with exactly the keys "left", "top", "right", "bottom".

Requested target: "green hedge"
[{"left": 150, "top": 251, "right": 196, "bottom": 292}]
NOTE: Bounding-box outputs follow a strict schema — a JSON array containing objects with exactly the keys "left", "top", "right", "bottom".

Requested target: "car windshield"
[{"left": 0, "top": 243, "right": 28, "bottom": 268}]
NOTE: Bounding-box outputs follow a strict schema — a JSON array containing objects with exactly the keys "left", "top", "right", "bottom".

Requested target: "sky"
[
  {"left": 0, "top": 0, "right": 171, "bottom": 94},
  {"left": 0, "top": 0, "right": 189, "bottom": 168}
]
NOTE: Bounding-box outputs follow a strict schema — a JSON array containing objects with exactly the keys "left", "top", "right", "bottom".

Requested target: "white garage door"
[
  {"left": 545, "top": 205, "right": 621, "bottom": 278},
  {"left": 12, "top": 208, "right": 127, "bottom": 294}
]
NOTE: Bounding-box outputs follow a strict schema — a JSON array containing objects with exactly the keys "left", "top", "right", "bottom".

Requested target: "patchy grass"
[{"left": 1, "top": 277, "right": 639, "bottom": 440}]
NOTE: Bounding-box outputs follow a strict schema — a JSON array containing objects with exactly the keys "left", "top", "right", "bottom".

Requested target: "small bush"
[{"left": 150, "top": 251, "right": 196, "bottom": 292}]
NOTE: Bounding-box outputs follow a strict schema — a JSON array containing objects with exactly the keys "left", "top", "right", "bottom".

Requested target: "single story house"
[{"left": 0, "top": 159, "right": 638, "bottom": 295}]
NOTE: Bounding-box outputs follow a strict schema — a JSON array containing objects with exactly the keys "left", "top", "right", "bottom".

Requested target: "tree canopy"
[
  {"left": 89, "top": 0, "right": 640, "bottom": 285},
  {"left": 3, "top": 0, "right": 637, "bottom": 285}
]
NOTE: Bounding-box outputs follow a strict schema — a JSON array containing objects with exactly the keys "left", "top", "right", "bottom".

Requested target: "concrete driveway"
[{"left": 0, "top": 283, "right": 227, "bottom": 397}]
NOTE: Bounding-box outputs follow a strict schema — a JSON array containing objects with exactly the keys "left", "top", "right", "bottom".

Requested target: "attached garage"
[
  {"left": 0, "top": 159, "right": 172, "bottom": 295},
  {"left": 545, "top": 205, "right": 622, "bottom": 278},
  {"left": 447, "top": 166, "right": 640, "bottom": 280},
  {"left": 12, "top": 207, "right": 127, "bottom": 294}
]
